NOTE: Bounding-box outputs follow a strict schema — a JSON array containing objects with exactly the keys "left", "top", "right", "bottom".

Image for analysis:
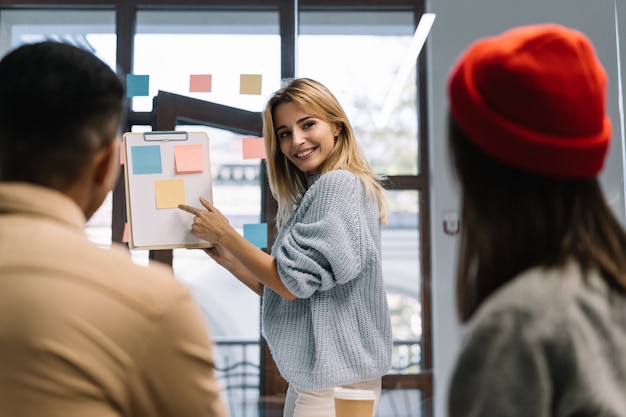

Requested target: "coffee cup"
[{"left": 333, "top": 387, "right": 376, "bottom": 417}]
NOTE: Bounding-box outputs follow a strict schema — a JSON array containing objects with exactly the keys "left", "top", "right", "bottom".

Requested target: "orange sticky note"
[
  {"left": 189, "top": 74, "right": 212, "bottom": 93},
  {"left": 154, "top": 179, "right": 186, "bottom": 209},
  {"left": 174, "top": 144, "right": 205, "bottom": 173},
  {"left": 242, "top": 137, "right": 266, "bottom": 160},
  {"left": 122, "top": 222, "right": 129, "bottom": 243},
  {"left": 240, "top": 74, "right": 262, "bottom": 95},
  {"left": 120, "top": 143, "right": 125, "bottom": 165}
]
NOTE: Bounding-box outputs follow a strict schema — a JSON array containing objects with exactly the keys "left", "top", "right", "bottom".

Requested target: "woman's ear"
[{"left": 334, "top": 123, "right": 342, "bottom": 139}]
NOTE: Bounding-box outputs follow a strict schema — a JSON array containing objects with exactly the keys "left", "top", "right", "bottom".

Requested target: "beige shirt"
[{"left": 0, "top": 183, "right": 227, "bottom": 417}]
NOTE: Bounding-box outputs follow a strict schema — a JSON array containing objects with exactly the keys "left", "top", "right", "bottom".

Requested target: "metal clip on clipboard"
[{"left": 143, "top": 131, "right": 189, "bottom": 142}]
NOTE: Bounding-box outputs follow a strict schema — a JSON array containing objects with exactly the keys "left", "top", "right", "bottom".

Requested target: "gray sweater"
[
  {"left": 448, "top": 260, "right": 626, "bottom": 417},
  {"left": 262, "top": 169, "right": 392, "bottom": 390}
]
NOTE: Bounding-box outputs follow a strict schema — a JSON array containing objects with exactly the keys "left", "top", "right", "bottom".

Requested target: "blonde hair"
[{"left": 263, "top": 78, "right": 387, "bottom": 228}]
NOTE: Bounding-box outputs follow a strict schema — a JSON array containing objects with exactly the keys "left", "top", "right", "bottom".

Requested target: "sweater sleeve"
[
  {"left": 448, "top": 310, "right": 553, "bottom": 417},
  {"left": 275, "top": 170, "right": 377, "bottom": 299}
]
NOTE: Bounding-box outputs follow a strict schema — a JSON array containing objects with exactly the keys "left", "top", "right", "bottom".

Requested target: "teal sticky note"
[
  {"left": 126, "top": 74, "right": 150, "bottom": 97},
  {"left": 131, "top": 145, "right": 162, "bottom": 175},
  {"left": 244, "top": 223, "right": 268, "bottom": 248}
]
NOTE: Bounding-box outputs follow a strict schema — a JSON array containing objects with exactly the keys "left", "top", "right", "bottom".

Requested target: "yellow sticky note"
[
  {"left": 242, "top": 137, "right": 266, "bottom": 160},
  {"left": 240, "top": 74, "right": 262, "bottom": 95},
  {"left": 174, "top": 144, "right": 205, "bottom": 173},
  {"left": 154, "top": 179, "right": 186, "bottom": 209}
]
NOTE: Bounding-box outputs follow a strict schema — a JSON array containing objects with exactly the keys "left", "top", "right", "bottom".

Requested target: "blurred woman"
[{"left": 446, "top": 24, "right": 626, "bottom": 416}]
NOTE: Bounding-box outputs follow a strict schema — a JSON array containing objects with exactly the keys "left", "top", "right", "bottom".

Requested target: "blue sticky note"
[
  {"left": 131, "top": 146, "right": 162, "bottom": 175},
  {"left": 126, "top": 74, "right": 150, "bottom": 97},
  {"left": 244, "top": 223, "right": 268, "bottom": 248}
]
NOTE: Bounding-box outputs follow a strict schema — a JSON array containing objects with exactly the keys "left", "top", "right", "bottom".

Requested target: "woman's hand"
[
  {"left": 178, "top": 197, "right": 230, "bottom": 244},
  {"left": 202, "top": 245, "right": 241, "bottom": 272},
  {"left": 180, "top": 197, "right": 293, "bottom": 300}
]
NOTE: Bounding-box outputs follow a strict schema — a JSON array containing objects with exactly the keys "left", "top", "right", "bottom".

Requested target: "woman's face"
[{"left": 273, "top": 101, "right": 341, "bottom": 175}]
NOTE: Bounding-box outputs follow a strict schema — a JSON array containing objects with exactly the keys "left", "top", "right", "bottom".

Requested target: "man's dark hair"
[{"left": 0, "top": 41, "right": 124, "bottom": 189}]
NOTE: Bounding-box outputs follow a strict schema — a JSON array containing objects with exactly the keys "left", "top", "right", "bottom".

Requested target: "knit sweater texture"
[
  {"left": 448, "top": 260, "right": 626, "bottom": 417},
  {"left": 262, "top": 169, "right": 392, "bottom": 390}
]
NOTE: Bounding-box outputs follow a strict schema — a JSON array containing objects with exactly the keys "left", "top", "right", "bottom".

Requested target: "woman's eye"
[
  {"left": 278, "top": 131, "right": 290, "bottom": 139},
  {"left": 303, "top": 122, "right": 314, "bottom": 129}
]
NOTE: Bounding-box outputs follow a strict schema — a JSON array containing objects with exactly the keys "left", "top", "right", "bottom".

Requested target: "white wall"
[{"left": 426, "top": 1, "right": 625, "bottom": 416}]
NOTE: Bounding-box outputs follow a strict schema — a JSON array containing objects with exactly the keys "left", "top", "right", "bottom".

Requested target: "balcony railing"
[{"left": 213, "top": 337, "right": 424, "bottom": 417}]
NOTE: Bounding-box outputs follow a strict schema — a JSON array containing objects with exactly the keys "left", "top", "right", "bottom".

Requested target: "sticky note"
[
  {"left": 189, "top": 74, "right": 212, "bottom": 93},
  {"left": 131, "top": 146, "right": 162, "bottom": 175},
  {"left": 242, "top": 137, "right": 266, "bottom": 160},
  {"left": 243, "top": 223, "right": 268, "bottom": 248},
  {"left": 122, "top": 222, "right": 129, "bottom": 243},
  {"left": 120, "top": 143, "right": 125, "bottom": 165},
  {"left": 174, "top": 144, "right": 205, "bottom": 173},
  {"left": 126, "top": 74, "right": 150, "bottom": 97},
  {"left": 240, "top": 74, "right": 262, "bottom": 95},
  {"left": 154, "top": 179, "right": 186, "bottom": 209}
]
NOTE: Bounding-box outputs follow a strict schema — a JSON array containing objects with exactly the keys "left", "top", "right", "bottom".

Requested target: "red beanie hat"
[{"left": 448, "top": 23, "right": 611, "bottom": 178}]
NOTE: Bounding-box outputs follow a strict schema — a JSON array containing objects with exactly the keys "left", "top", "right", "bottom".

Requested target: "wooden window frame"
[{"left": 0, "top": 1, "right": 432, "bottom": 416}]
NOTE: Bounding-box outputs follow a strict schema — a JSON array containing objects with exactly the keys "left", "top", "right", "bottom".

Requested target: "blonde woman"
[{"left": 180, "top": 78, "right": 392, "bottom": 417}]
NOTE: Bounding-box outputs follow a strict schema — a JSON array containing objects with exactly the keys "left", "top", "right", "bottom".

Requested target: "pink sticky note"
[
  {"left": 120, "top": 143, "right": 125, "bottom": 165},
  {"left": 122, "top": 222, "right": 129, "bottom": 243},
  {"left": 189, "top": 74, "right": 212, "bottom": 93},
  {"left": 242, "top": 137, "right": 266, "bottom": 160},
  {"left": 174, "top": 144, "right": 205, "bottom": 173}
]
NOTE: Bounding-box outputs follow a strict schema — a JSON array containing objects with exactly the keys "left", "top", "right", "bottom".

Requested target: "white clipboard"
[{"left": 123, "top": 130, "right": 214, "bottom": 250}]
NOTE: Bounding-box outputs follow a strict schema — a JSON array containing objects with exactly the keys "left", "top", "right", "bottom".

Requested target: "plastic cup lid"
[{"left": 333, "top": 387, "right": 376, "bottom": 400}]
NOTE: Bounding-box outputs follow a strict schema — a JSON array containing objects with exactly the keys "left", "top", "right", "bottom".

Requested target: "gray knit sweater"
[
  {"left": 448, "top": 260, "right": 626, "bottom": 417},
  {"left": 262, "top": 169, "right": 392, "bottom": 390}
]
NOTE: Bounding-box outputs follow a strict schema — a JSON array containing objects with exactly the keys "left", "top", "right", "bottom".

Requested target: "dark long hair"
[{"left": 448, "top": 115, "right": 626, "bottom": 322}]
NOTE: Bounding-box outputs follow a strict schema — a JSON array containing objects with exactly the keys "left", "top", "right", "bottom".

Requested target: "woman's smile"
[
  {"left": 273, "top": 101, "right": 340, "bottom": 175},
  {"left": 295, "top": 147, "right": 317, "bottom": 159}
]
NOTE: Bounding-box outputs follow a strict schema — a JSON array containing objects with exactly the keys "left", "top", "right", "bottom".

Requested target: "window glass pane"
[
  {"left": 125, "top": 125, "right": 156, "bottom": 266},
  {"left": 169, "top": 124, "right": 262, "bottom": 415},
  {"left": 172, "top": 124, "right": 262, "bottom": 340},
  {"left": 301, "top": 10, "right": 423, "bottom": 378},
  {"left": 0, "top": 9, "right": 117, "bottom": 248},
  {"left": 383, "top": 190, "right": 421, "bottom": 374},
  {"left": 379, "top": 388, "right": 424, "bottom": 416},
  {"left": 0, "top": 9, "right": 116, "bottom": 68},
  {"left": 298, "top": 11, "right": 418, "bottom": 175},
  {"left": 133, "top": 10, "right": 281, "bottom": 112}
]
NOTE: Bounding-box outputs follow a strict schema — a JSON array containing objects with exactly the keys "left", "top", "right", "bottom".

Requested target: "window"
[
  {"left": 298, "top": 10, "right": 418, "bottom": 174},
  {"left": 299, "top": 10, "right": 430, "bottom": 413},
  {"left": 0, "top": 3, "right": 431, "bottom": 416},
  {"left": 133, "top": 10, "right": 281, "bottom": 112},
  {"left": 0, "top": 8, "right": 117, "bottom": 248}
]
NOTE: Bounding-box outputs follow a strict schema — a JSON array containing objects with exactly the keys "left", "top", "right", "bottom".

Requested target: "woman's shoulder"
[
  {"left": 313, "top": 169, "right": 360, "bottom": 190},
  {"left": 479, "top": 262, "right": 577, "bottom": 315},
  {"left": 472, "top": 260, "right": 615, "bottom": 333},
  {"left": 299, "top": 170, "right": 362, "bottom": 213}
]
